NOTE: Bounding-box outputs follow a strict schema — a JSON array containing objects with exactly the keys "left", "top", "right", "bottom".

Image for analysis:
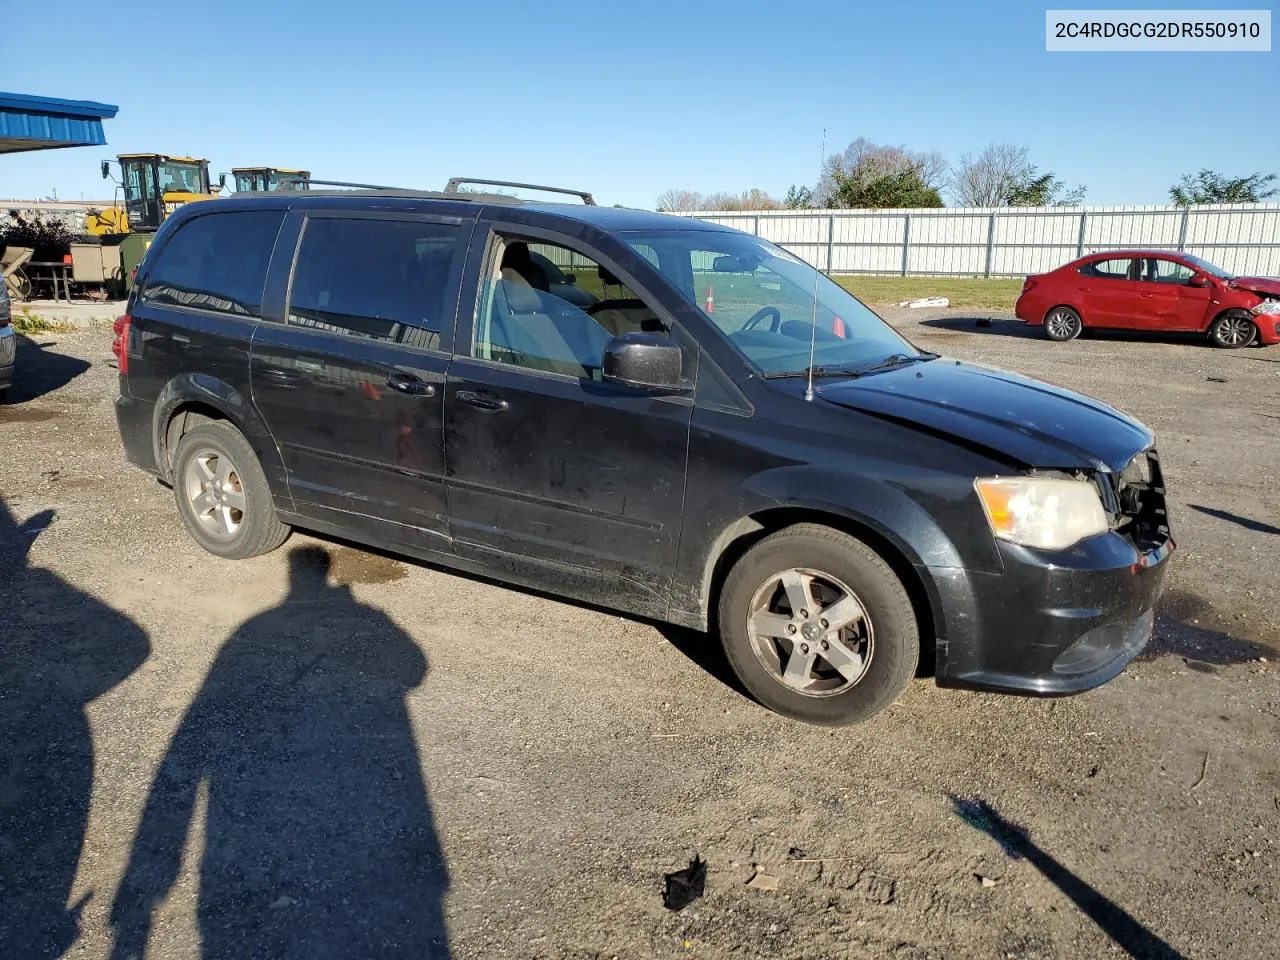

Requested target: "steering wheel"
[{"left": 740, "top": 306, "right": 782, "bottom": 333}]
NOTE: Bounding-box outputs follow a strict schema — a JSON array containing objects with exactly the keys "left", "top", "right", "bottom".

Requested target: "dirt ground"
[{"left": 1, "top": 310, "right": 1277, "bottom": 960}]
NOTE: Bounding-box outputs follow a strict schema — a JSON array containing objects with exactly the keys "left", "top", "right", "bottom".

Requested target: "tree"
[
  {"left": 784, "top": 184, "right": 814, "bottom": 209},
  {"left": 827, "top": 159, "right": 943, "bottom": 209},
  {"left": 1007, "top": 172, "right": 1087, "bottom": 207},
  {"left": 654, "top": 187, "right": 784, "bottom": 212},
  {"left": 817, "top": 138, "right": 947, "bottom": 206},
  {"left": 950, "top": 142, "right": 1085, "bottom": 207},
  {"left": 1169, "top": 169, "right": 1279, "bottom": 204},
  {"left": 654, "top": 189, "right": 704, "bottom": 213}
]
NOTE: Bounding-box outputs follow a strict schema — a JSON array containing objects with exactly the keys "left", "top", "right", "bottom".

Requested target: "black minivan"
[{"left": 112, "top": 183, "right": 1173, "bottom": 724}]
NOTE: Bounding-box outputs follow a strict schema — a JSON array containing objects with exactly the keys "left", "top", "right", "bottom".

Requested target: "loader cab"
[
  {"left": 109, "top": 154, "right": 221, "bottom": 231},
  {"left": 232, "top": 167, "right": 311, "bottom": 193}
]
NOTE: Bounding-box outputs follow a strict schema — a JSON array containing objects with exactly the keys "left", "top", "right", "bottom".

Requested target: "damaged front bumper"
[{"left": 934, "top": 449, "right": 1174, "bottom": 695}]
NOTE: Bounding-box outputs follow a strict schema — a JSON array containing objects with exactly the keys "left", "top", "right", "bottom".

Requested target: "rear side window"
[
  {"left": 1078, "top": 258, "right": 1137, "bottom": 281},
  {"left": 141, "top": 211, "right": 283, "bottom": 315},
  {"left": 287, "top": 217, "right": 462, "bottom": 351}
]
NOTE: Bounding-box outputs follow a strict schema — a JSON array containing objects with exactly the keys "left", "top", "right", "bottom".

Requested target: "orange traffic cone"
[
  {"left": 705, "top": 284, "right": 715, "bottom": 314},
  {"left": 833, "top": 315, "right": 846, "bottom": 338}
]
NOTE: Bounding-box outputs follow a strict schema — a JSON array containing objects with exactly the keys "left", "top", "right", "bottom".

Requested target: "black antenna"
[{"left": 804, "top": 128, "right": 827, "bottom": 402}]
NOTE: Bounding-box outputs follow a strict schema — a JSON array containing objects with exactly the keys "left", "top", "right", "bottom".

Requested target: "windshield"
[
  {"left": 158, "top": 161, "right": 205, "bottom": 195},
  {"left": 624, "top": 230, "right": 916, "bottom": 376},
  {"left": 1182, "top": 253, "right": 1234, "bottom": 280}
]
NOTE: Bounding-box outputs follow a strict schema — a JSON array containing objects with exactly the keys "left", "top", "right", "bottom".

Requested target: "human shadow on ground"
[
  {"left": 109, "top": 546, "right": 450, "bottom": 960},
  {"left": 0, "top": 334, "right": 92, "bottom": 405},
  {"left": 0, "top": 498, "right": 150, "bottom": 958},
  {"left": 949, "top": 796, "right": 1187, "bottom": 960}
]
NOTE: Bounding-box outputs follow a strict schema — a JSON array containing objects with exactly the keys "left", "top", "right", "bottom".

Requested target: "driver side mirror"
[
  {"left": 1186, "top": 274, "right": 1209, "bottom": 287},
  {"left": 101, "top": 160, "right": 111, "bottom": 179},
  {"left": 217, "top": 174, "right": 227, "bottom": 191},
  {"left": 602, "top": 332, "right": 690, "bottom": 393}
]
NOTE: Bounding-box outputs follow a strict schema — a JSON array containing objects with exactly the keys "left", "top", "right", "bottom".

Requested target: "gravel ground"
[{"left": 1, "top": 312, "right": 1277, "bottom": 960}]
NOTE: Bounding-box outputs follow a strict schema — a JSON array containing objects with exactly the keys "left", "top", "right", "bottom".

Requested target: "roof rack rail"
[
  {"left": 303, "top": 179, "right": 399, "bottom": 190},
  {"left": 444, "top": 177, "right": 596, "bottom": 205}
]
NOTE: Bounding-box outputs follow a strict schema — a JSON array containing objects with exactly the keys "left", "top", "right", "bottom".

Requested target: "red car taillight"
[
  {"left": 1022, "top": 277, "right": 1038, "bottom": 293},
  {"left": 112, "top": 314, "right": 132, "bottom": 374}
]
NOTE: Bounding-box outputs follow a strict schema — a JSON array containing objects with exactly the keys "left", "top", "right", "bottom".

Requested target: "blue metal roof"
[{"left": 0, "top": 91, "right": 119, "bottom": 154}]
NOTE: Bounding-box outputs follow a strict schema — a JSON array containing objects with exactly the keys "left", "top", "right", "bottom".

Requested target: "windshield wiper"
[
  {"left": 763, "top": 366, "right": 846, "bottom": 380},
  {"left": 845, "top": 352, "right": 939, "bottom": 377},
  {"left": 763, "top": 352, "right": 938, "bottom": 381}
]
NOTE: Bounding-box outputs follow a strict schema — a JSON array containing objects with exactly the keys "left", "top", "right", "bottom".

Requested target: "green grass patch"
[
  {"left": 833, "top": 276, "right": 1023, "bottom": 311},
  {"left": 10, "top": 308, "right": 76, "bottom": 335}
]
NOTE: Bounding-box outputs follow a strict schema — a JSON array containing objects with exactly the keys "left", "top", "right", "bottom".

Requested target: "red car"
[{"left": 1015, "top": 251, "right": 1280, "bottom": 348}]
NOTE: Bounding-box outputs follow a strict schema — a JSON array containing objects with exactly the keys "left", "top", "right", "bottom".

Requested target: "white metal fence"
[{"left": 679, "top": 204, "right": 1280, "bottom": 278}]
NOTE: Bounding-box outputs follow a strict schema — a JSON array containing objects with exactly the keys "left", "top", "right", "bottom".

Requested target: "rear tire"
[
  {"left": 717, "top": 524, "right": 919, "bottom": 725},
  {"left": 171, "top": 421, "right": 290, "bottom": 559},
  {"left": 1209, "top": 310, "right": 1257, "bottom": 348},
  {"left": 1043, "top": 306, "right": 1082, "bottom": 342}
]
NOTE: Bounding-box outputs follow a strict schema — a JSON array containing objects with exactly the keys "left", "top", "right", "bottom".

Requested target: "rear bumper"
[
  {"left": 1013, "top": 294, "right": 1041, "bottom": 324},
  {"left": 115, "top": 391, "right": 158, "bottom": 473}
]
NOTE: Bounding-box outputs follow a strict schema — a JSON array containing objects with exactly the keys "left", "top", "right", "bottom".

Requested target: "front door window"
[
  {"left": 1142, "top": 258, "right": 1196, "bottom": 284},
  {"left": 473, "top": 236, "right": 665, "bottom": 379}
]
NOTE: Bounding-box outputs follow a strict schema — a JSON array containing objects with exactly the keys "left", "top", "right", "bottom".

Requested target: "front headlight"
[
  {"left": 1251, "top": 300, "right": 1280, "bottom": 316},
  {"left": 974, "top": 476, "right": 1108, "bottom": 550}
]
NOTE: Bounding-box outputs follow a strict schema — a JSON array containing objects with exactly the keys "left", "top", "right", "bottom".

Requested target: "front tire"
[
  {"left": 172, "top": 421, "right": 291, "bottom": 559},
  {"left": 718, "top": 524, "right": 919, "bottom": 725},
  {"left": 1209, "top": 310, "right": 1257, "bottom": 348},
  {"left": 1043, "top": 306, "right": 1082, "bottom": 342}
]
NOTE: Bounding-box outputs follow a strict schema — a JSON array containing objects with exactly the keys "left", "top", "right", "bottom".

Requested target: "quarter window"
[
  {"left": 287, "top": 217, "right": 462, "bottom": 351},
  {"left": 141, "top": 211, "right": 284, "bottom": 315}
]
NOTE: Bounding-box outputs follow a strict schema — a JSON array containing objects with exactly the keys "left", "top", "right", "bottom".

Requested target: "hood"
[
  {"left": 1230, "top": 276, "right": 1280, "bottom": 297},
  {"left": 816, "top": 359, "right": 1152, "bottom": 473}
]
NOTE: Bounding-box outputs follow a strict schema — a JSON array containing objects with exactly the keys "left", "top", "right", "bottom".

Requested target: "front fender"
[
  {"left": 673, "top": 463, "right": 999, "bottom": 632},
  {"left": 151, "top": 373, "right": 289, "bottom": 499},
  {"left": 741, "top": 465, "right": 980, "bottom": 571}
]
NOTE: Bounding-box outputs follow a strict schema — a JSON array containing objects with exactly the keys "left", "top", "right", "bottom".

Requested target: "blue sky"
[{"left": 2, "top": 0, "right": 1275, "bottom": 208}]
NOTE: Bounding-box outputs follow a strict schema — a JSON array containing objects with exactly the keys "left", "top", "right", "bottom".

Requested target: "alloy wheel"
[
  {"left": 1217, "top": 314, "right": 1255, "bottom": 347},
  {"left": 746, "top": 567, "right": 874, "bottom": 697},
  {"left": 182, "top": 448, "right": 247, "bottom": 539},
  {"left": 1046, "top": 309, "right": 1079, "bottom": 340}
]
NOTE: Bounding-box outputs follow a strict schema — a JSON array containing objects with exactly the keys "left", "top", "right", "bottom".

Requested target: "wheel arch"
[
  {"left": 151, "top": 374, "right": 289, "bottom": 502},
  {"left": 1207, "top": 305, "right": 1256, "bottom": 334},
  {"left": 1044, "top": 303, "right": 1084, "bottom": 326},
  {"left": 691, "top": 506, "right": 948, "bottom": 677}
]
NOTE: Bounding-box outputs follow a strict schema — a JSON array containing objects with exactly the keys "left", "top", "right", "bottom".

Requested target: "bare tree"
[
  {"left": 654, "top": 189, "right": 705, "bottom": 212},
  {"left": 950, "top": 143, "right": 1085, "bottom": 207},
  {"left": 950, "top": 142, "right": 1031, "bottom": 207},
  {"left": 655, "top": 187, "right": 784, "bottom": 212}
]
